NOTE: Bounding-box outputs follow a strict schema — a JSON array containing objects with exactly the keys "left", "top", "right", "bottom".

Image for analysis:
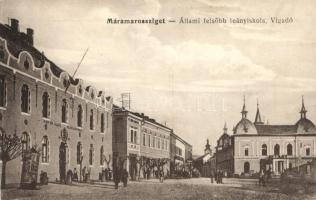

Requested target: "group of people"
[
  {"left": 113, "top": 168, "right": 129, "bottom": 189},
  {"left": 69, "top": 167, "right": 90, "bottom": 183},
  {"left": 210, "top": 170, "right": 224, "bottom": 184},
  {"left": 258, "top": 168, "right": 272, "bottom": 186}
]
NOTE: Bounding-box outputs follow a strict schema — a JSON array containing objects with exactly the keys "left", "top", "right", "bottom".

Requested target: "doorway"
[
  {"left": 244, "top": 162, "right": 250, "bottom": 173},
  {"left": 59, "top": 142, "right": 67, "bottom": 183}
]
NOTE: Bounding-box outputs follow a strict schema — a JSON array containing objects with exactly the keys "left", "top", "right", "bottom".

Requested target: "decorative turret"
[
  {"left": 204, "top": 138, "right": 211, "bottom": 154},
  {"left": 300, "top": 96, "right": 307, "bottom": 119},
  {"left": 241, "top": 95, "right": 248, "bottom": 119},
  {"left": 254, "top": 99, "right": 264, "bottom": 125}
]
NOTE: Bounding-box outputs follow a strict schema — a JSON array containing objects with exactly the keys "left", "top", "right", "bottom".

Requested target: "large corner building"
[{"left": 0, "top": 19, "right": 113, "bottom": 183}]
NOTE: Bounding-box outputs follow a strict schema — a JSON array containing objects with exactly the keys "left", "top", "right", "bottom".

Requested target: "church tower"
[
  {"left": 204, "top": 139, "right": 212, "bottom": 155},
  {"left": 241, "top": 95, "right": 248, "bottom": 119},
  {"left": 254, "top": 99, "right": 264, "bottom": 125},
  {"left": 300, "top": 96, "right": 307, "bottom": 119}
]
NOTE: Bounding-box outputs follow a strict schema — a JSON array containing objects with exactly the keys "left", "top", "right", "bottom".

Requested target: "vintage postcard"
[{"left": 0, "top": 0, "right": 316, "bottom": 199}]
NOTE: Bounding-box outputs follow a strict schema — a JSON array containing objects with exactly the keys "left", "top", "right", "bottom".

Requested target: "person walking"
[
  {"left": 159, "top": 169, "right": 164, "bottom": 183},
  {"left": 82, "top": 166, "right": 87, "bottom": 183},
  {"left": 218, "top": 170, "right": 223, "bottom": 184},
  {"left": 259, "top": 170, "right": 266, "bottom": 186},
  {"left": 210, "top": 170, "right": 214, "bottom": 183},
  {"left": 113, "top": 168, "right": 121, "bottom": 189},
  {"left": 121, "top": 168, "right": 129, "bottom": 187}
]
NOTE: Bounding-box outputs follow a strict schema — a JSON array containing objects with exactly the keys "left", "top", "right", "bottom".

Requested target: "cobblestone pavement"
[{"left": 1, "top": 178, "right": 315, "bottom": 200}]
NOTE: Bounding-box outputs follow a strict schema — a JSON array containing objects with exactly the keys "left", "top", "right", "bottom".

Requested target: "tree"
[
  {"left": 104, "top": 154, "right": 112, "bottom": 169},
  {"left": 0, "top": 131, "right": 22, "bottom": 188},
  {"left": 135, "top": 156, "right": 147, "bottom": 181}
]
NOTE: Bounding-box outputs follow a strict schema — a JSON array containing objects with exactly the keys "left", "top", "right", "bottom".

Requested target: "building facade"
[
  {"left": 215, "top": 123, "right": 234, "bottom": 176},
  {"left": 215, "top": 97, "right": 316, "bottom": 176},
  {"left": 0, "top": 19, "right": 113, "bottom": 184},
  {"left": 170, "top": 132, "right": 192, "bottom": 176},
  {"left": 112, "top": 107, "right": 171, "bottom": 180},
  {"left": 194, "top": 139, "right": 215, "bottom": 177}
]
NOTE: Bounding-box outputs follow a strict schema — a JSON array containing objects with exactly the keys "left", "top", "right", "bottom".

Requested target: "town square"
[{"left": 1, "top": 0, "right": 316, "bottom": 199}]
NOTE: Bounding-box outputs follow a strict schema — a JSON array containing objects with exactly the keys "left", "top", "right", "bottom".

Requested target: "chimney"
[
  {"left": 10, "top": 19, "right": 19, "bottom": 32},
  {"left": 26, "top": 28, "right": 34, "bottom": 46}
]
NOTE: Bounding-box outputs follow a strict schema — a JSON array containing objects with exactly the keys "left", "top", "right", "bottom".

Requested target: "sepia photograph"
[{"left": 0, "top": 0, "right": 316, "bottom": 199}]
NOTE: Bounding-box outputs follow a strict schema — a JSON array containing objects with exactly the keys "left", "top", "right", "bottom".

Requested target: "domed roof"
[
  {"left": 234, "top": 118, "right": 258, "bottom": 135},
  {"left": 295, "top": 118, "right": 316, "bottom": 134},
  {"left": 295, "top": 97, "right": 316, "bottom": 134}
]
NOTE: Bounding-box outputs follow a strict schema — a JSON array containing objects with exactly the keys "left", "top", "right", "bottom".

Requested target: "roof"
[
  {"left": 234, "top": 118, "right": 258, "bottom": 134},
  {"left": 255, "top": 124, "right": 297, "bottom": 135},
  {"left": 0, "top": 23, "right": 77, "bottom": 84},
  {"left": 112, "top": 105, "right": 172, "bottom": 131}
]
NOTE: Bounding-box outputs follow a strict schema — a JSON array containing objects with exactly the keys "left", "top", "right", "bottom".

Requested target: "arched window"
[
  {"left": 61, "top": 99, "right": 68, "bottom": 123},
  {"left": 77, "top": 105, "right": 83, "bottom": 127},
  {"left": 89, "top": 109, "right": 94, "bottom": 130},
  {"left": 306, "top": 147, "right": 311, "bottom": 156},
  {"left": 100, "top": 146, "right": 104, "bottom": 165},
  {"left": 245, "top": 147, "right": 249, "bottom": 156},
  {"left": 143, "top": 134, "right": 146, "bottom": 146},
  {"left": 89, "top": 144, "right": 94, "bottom": 165},
  {"left": 100, "top": 113, "right": 105, "bottom": 133},
  {"left": 287, "top": 144, "right": 293, "bottom": 156},
  {"left": 274, "top": 144, "right": 280, "bottom": 156},
  {"left": 262, "top": 144, "right": 267, "bottom": 156},
  {"left": 158, "top": 138, "right": 161, "bottom": 149},
  {"left": 42, "top": 136, "right": 49, "bottom": 163},
  {"left": 0, "top": 75, "right": 6, "bottom": 107},
  {"left": 22, "top": 132, "right": 30, "bottom": 155},
  {"left": 24, "top": 58, "right": 30, "bottom": 70},
  {"left": 77, "top": 142, "right": 82, "bottom": 164},
  {"left": 42, "top": 92, "right": 50, "bottom": 118},
  {"left": 148, "top": 135, "right": 151, "bottom": 147},
  {"left": 21, "top": 84, "right": 30, "bottom": 113},
  {"left": 244, "top": 162, "right": 250, "bottom": 173}
]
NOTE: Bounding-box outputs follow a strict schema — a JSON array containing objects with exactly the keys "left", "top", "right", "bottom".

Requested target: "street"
[{"left": 2, "top": 178, "right": 316, "bottom": 200}]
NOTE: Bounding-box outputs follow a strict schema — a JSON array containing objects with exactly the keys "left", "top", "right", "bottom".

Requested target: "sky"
[{"left": 1, "top": 0, "right": 316, "bottom": 155}]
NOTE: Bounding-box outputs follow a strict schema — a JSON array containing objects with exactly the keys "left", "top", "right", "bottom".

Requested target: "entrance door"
[
  {"left": 59, "top": 142, "right": 67, "bottom": 183},
  {"left": 244, "top": 162, "right": 250, "bottom": 173}
]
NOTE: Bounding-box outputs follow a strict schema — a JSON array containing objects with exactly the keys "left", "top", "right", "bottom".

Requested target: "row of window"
[
  {"left": 21, "top": 132, "right": 105, "bottom": 166},
  {"left": 244, "top": 143, "right": 311, "bottom": 157},
  {"left": 142, "top": 133, "right": 169, "bottom": 150},
  {"left": 129, "top": 127, "right": 169, "bottom": 151},
  {"left": 0, "top": 80, "right": 108, "bottom": 132}
]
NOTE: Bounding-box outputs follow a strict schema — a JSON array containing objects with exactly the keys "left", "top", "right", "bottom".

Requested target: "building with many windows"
[
  {"left": 112, "top": 106, "right": 172, "bottom": 180},
  {"left": 0, "top": 19, "right": 113, "bottom": 184},
  {"left": 215, "top": 97, "right": 316, "bottom": 176}
]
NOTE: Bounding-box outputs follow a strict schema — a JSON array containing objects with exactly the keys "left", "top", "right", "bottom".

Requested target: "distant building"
[
  {"left": 193, "top": 139, "right": 215, "bottom": 177},
  {"left": 170, "top": 132, "right": 192, "bottom": 176},
  {"left": 0, "top": 19, "right": 113, "bottom": 184},
  {"left": 215, "top": 97, "right": 316, "bottom": 176},
  {"left": 112, "top": 106, "right": 171, "bottom": 180},
  {"left": 215, "top": 123, "right": 234, "bottom": 176}
]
